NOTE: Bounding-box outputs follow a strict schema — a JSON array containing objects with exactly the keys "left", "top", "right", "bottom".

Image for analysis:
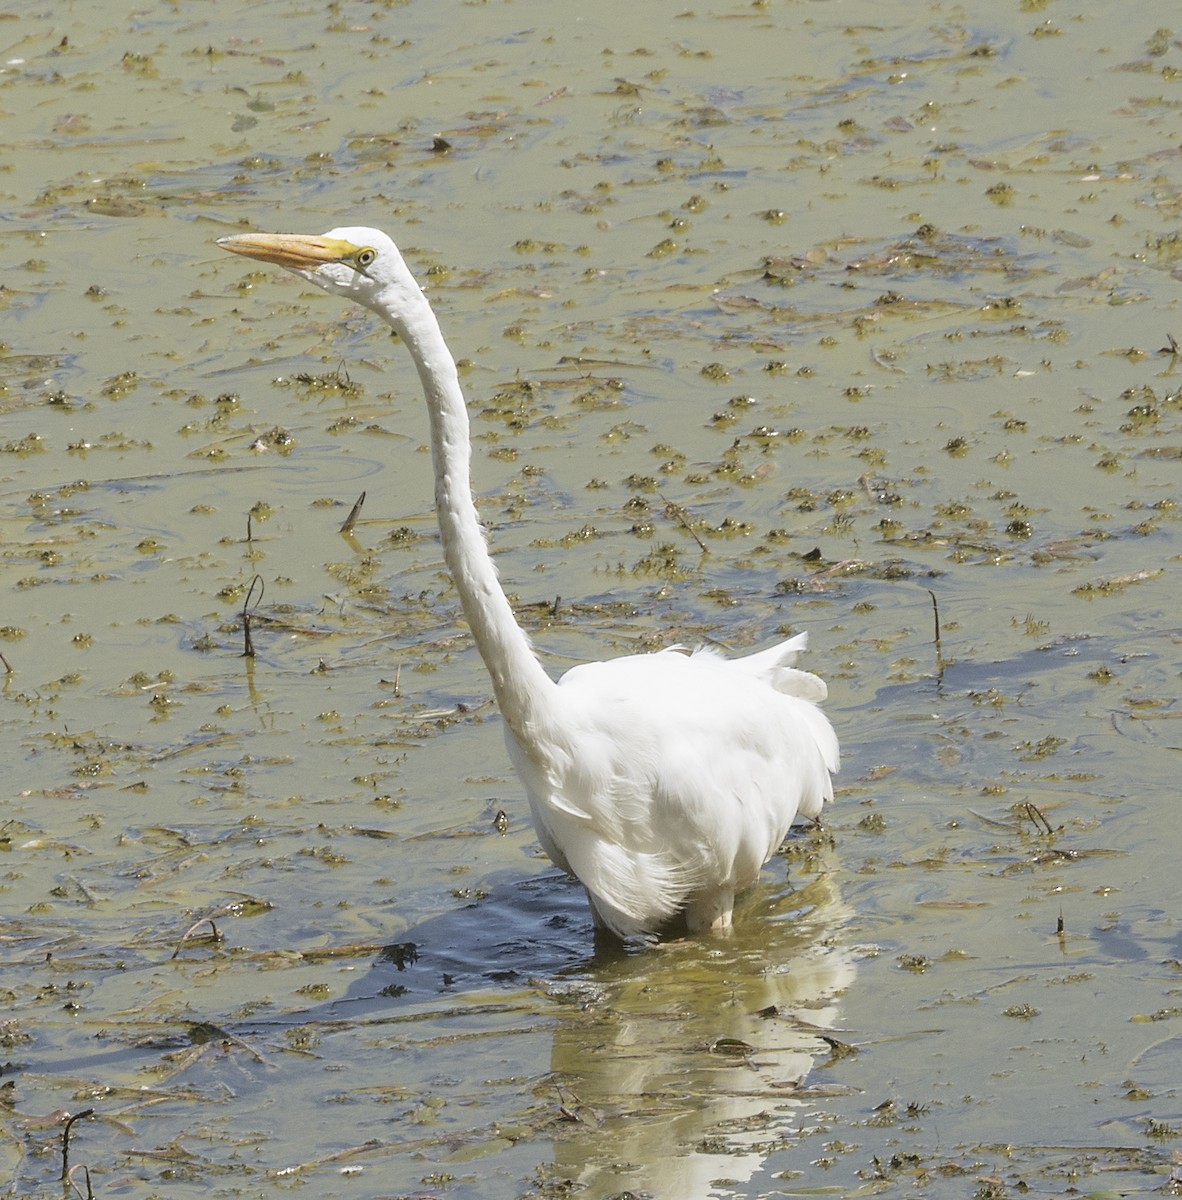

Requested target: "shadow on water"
[
  {"left": 341, "top": 869, "right": 598, "bottom": 1009},
  {"left": 892, "top": 626, "right": 1176, "bottom": 698},
  {"left": 246, "top": 859, "right": 858, "bottom": 1197},
  {"left": 858, "top": 626, "right": 1180, "bottom": 755}
]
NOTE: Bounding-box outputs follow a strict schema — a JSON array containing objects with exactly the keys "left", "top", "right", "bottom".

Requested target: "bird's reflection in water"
[
  {"left": 338, "top": 845, "right": 851, "bottom": 1198},
  {"left": 543, "top": 859, "right": 854, "bottom": 1199}
]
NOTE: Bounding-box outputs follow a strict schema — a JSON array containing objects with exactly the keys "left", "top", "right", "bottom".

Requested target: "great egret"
[{"left": 218, "top": 226, "right": 839, "bottom": 939}]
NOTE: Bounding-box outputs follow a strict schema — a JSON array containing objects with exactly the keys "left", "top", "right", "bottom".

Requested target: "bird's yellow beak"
[{"left": 217, "top": 232, "right": 364, "bottom": 271}]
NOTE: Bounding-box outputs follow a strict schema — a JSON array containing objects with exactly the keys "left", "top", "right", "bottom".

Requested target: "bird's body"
[
  {"left": 508, "top": 638, "right": 836, "bottom": 937},
  {"left": 218, "top": 226, "right": 839, "bottom": 939}
]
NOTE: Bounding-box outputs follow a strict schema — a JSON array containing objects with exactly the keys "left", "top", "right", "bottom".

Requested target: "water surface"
[{"left": 2, "top": 1, "right": 1181, "bottom": 1196}]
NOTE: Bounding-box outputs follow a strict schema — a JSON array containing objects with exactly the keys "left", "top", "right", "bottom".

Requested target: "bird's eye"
[{"left": 354, "top": 247, "right": 377, "bottom": 269}]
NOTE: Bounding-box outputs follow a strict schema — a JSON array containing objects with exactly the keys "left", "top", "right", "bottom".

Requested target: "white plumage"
[{"left": 218, "top": 226, "right": 839, "bottom": 939}]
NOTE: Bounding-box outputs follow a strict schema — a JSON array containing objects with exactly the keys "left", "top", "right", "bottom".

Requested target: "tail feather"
[{"left": 695, "top": 633, "right": 829, "bottom": 702}]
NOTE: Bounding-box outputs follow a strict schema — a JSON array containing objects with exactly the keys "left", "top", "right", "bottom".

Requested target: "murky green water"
[{"left": 2, "top": 0, "right": 1181, "bottom": 1196}]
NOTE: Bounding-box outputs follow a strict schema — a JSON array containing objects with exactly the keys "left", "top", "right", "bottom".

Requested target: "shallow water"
[{"left": 2, "top": 0, "right": 1181, "bottom": 1196}]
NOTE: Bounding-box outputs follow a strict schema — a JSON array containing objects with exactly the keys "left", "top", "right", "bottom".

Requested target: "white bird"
[{"left": 217, "top": 226, "right": 839, "bottom": 940}]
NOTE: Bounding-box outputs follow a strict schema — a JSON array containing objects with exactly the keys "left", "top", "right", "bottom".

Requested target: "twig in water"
[
  {"left": 550, "top": 594, "right": 562, "bottom": 618},
  {"left": 661, "top": 494, "right": 707, "bottom": 552},
  {"left": 340, "top": 490, "right": 366, "bottom": 534},
  {"left": 172, "top": 899, "right": 261, "bottom": 959},
  {"left": 1056, "top": 907, "right": 1065, "bottom": 936},
  {"left": 242, "top": 574, "right": 264, "bottom": 658},
  {"left": 172, "top": 916, "right": 223, "bottom": 960},
  {"left": 1024, "top": 800, "right": 1054, "bottom": 835},
  {"left": 61, "top": 1109, "right": 94, "bottom": 1181},
  {"left": 63, "top": 874, "right": 101, "bottom": 906},
  {"left": 188, "top": 1020, "right": 270, "bottom": 1065},
  {"left": 0, "top": 651, "right": 11, "bottom": 674},
  {"left": 926, "top": 588, "right": 942, "bottom": 663},
  {"left": 67, "top": 1164, "right": 94, "bottom": 1200}
]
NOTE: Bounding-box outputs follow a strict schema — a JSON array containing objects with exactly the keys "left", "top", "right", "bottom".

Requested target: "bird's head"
[{"left": 217, "top": 225, "right": 421, "bottom": 328}]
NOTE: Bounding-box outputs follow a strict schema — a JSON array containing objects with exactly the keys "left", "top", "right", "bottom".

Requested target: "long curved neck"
[{"left": 393, "top": 291, "right": 556, "bottom": 738}]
